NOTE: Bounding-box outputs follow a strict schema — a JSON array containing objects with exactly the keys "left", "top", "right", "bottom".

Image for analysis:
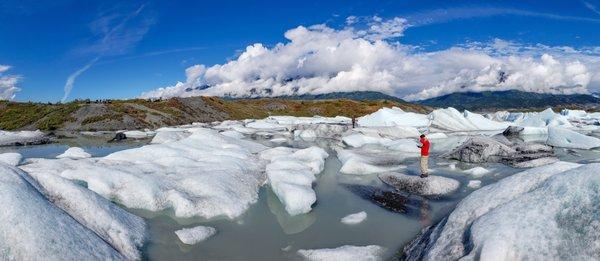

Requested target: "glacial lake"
[{"left": 5, "top": 134, "right": 599, "bottom": 260}]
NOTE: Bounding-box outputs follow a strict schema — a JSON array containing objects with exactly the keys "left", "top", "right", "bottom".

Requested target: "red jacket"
[{"left": 419, "top": 138, "right": 430, "bottom": 156}]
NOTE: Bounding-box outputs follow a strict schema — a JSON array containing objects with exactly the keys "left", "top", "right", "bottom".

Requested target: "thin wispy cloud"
[
  {"left": 62, "top": 2, "right": 153, "bottom": 102},
  {"left": 582, "top": 1, "right": 600, "bottom": 16},
  {"left": 97, "top": 46, "right": 208, "bottom": 66},
  {"left": 404, "top": 7, "right": 600, "bottom": 27}
]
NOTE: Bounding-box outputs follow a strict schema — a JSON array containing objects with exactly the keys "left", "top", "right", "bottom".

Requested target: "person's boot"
[{"left": 420, "top": 173, "right": 429, "bottom": 178}]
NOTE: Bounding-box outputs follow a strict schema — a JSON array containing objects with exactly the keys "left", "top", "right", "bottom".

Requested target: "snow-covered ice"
[
  {"left": 56, "top": 147, "right": 92, "bottom": 159},
  {"left": 378, "top": 172, "right": 460, "bottom": 197},
  {"left": 261, "top": 146, "right": 329, "bottom": 216},
  {"left": 0, "top": 152, "right": 22, "bottom": 166},
  {"left": 298, "top": 245, "right": 386, "bottom": 261},
  {"left": 22, "top": 128, "right": 269, "bottom": 219},
  {"left": 175, "top": 226, "right": 217, "bottom": 245},
  {"left": 546, "top": 126, "right": 600, "bottom": 149},
  {"left": 340, "top": 211, "right": 367, "bottom": 225},
  {"left": 122, "top": 130, "right": 156, "bottom": 139}
]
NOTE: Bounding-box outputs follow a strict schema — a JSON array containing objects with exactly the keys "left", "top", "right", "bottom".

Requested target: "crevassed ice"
[
  {"left": 261, "top": 146, "right": 329, "bottom": 216},
  {"left": 21, "top": 128, "right": 268, "bottom": 219},
  {"left": 29, "top": 170, "right": 147, "bottom": 260},
  {"left": 0, "top": 163, "right": 127, "bottom": 260}
]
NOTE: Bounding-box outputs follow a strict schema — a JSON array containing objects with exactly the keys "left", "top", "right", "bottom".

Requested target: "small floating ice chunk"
[
  {"left": 56, "top": 147, "right": 92, "bottom": 159},
  {"left": 467, "top": 180, "right": 481, "bottom": 189},
  {"left": 463, "top": 167, "right": 490, "bottom": 178},
  {"left": 341, "top": 211, "right": 367, "bottom": 225},
  {"left": 546, "top": 126, "right": 600, "bottom": 149},
  {"left": 0, "top": 130, "right": 49, "bottom": 146},
  {"left": 0, "top": 152, "right": 22, "bottom": 166},
  {"left": 298, "top": 245, "right": 386, "bottom": 261},
  {"left": 378, "top": 172, "right": 460, "bottom": 197},
  {"left": 175, "top": 226, "right": 217, "bottom": 245}
]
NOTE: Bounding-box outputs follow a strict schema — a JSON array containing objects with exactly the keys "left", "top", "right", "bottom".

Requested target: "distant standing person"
[
  {"left": 417, "top": 134, "right": 430, "bottom": 178},
  {"left": 351, "top": 117, "right": 356, "bottom": 128}
]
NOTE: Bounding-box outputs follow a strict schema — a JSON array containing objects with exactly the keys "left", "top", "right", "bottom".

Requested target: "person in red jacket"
[{"left": 417, "top": 134, "right": 430, "bottom": 178}]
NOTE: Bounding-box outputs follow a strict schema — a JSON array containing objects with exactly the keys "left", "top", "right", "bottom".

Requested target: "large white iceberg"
[
  {"left": 261, "top": 147, "right": 329, "bottom": 216},
  {"left": 298, "top": 245, "right": 386, "bottom": 261},
  {"left": 22, "top": 128, "right": 269, "bottom": 219},
  {"left": 546, "top": 126, "right": 600, "bottom": 149},
  {"left": 357, "top": 107, "right": 429, "bottom": 127},
  {"left": 403, "top": 161, "right": 597, "bottom": 260}
]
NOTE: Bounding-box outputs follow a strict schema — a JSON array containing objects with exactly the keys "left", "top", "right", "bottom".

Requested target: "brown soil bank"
[{"left": 0, "top": 97, "right": 430, "bottom": 131}]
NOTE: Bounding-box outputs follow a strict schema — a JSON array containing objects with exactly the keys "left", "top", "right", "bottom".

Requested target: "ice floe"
[
  {"left": 0, "top": 130, "right": 49, "bottom": 146},
  {"left": 467, "top": 180, "right": 481, "bottom": 189},
  {"left": 378, "top": 172, "right": 460, "bottom": 197},
  {"left": 21, "top": 128, "right": 269, "bottom": 219},
  {"left": 546, "top": 126, "right": 600, "bottom": 149},
  {"left": 403, "top": 161, "right": 587, "bottom": 260},
  {"left": 298, "top": 245, "right": 386, "bottom": 261},
  {"left": 175, "top": 226, "right": 217, "bottom": 245},
  {"left": 56, "top": 147, "right": 92, "bottom": 159},
  {"left": 340, "top": 211, "right": 367, "bottom": 225},
  {"left": 261, "top": 146, "right": 329, "bottom": 216},
  {"left": 462, "top": 167, "right": 491, "bottom": 178},
  {"left": 0, "top": 152, "right": 22, "bottom": 166}
]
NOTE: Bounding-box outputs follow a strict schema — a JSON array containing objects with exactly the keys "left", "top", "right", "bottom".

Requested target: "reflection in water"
[
  {"left": 267, "top": 188, "right": 317, "bottom": 234},
  {"left": 345, "top": 185, "right": 424, "bottom": 218},
  {"left": 419, "top": 199, "right": 431, "bottom": 228}
]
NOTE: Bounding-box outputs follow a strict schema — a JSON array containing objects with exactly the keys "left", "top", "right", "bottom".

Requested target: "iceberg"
[
  {"left": 546, "top": 126, "right": 600, "bottom": 149},
  {"left": 175, "top": 226, "right": 217, "bottom": 245},
  {"left": 261, "top": 146, "right": 329, "bottom": 216},
  {"left": 357, "top": 107, "right": 429, "bottom": 127},
  {"left": 403, "top": 161, "right": 589, "bottom": 260},
  {"left": 267, "top": 115, "right": 350, "bottom": 125},
  {"left": 429, "top": 108, "right": 509, "bottom": 132},
  {"left": 56, "top": 147, "right": 92, "bottom": 159},
  {"left": 340, "top": 211, "right": 367, "bottom": 225},
  {"left": 298, "top": 245, "right": 386, "bottom": 261},
  {"left": 21, "top": 128, "right": 269, "bottom": 219},
  {"left": 517, "top": 108, "right": 573, "bottom": 128},
  {"left": 0, "top": 130, "right": 49, "bottom": 146}
]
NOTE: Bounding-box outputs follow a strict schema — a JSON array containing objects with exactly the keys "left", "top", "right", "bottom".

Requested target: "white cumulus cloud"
[
  {"left": 0, "top": 65, "right": 21, "bottom": 100},
  {"left": 140, "top": 16, "right": 600, "bottom": 101}
]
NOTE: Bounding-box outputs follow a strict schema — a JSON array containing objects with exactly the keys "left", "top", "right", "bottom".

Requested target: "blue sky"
[{"left": 1, "top": 0, "right": 599, "bottom": 102}]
